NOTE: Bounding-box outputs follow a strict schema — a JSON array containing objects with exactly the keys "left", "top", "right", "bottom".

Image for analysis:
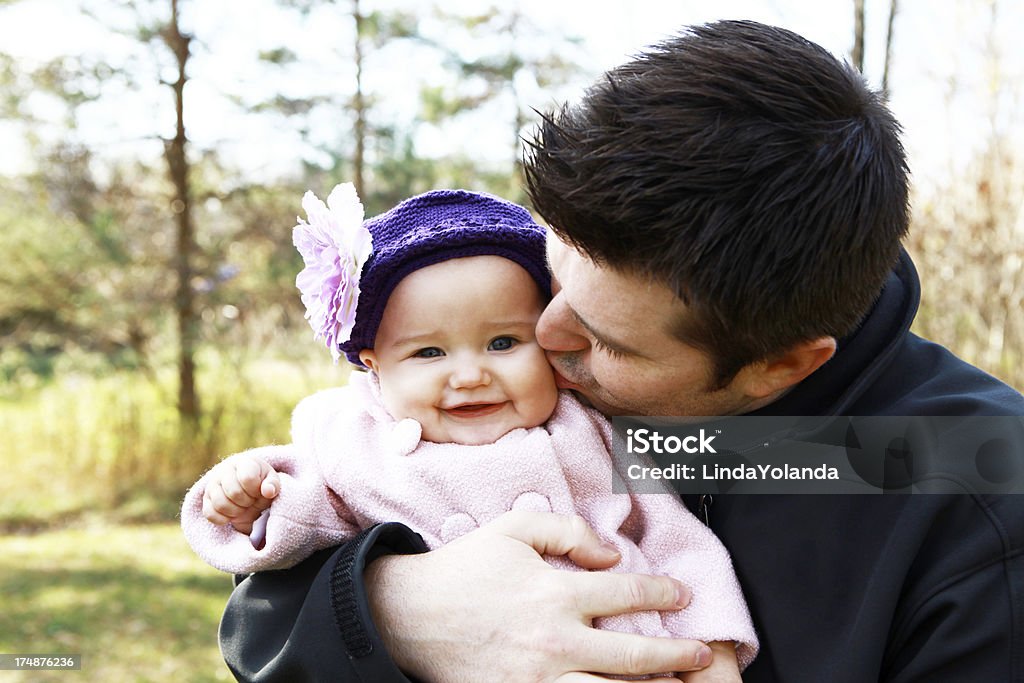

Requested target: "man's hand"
[
  {"left": 201, "top": 454, "right": 280, "bottom": 535},
  {"left": 366, "top": 510, "right": 713, "bottom": 682}
]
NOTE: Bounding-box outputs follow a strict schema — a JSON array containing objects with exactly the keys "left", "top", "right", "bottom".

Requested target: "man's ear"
[
  {"left": 358, "top": 349, "right": 379, "bottom": 373},
  {"left": 739, "top": 337, "right": 837, "bottom": 399}
]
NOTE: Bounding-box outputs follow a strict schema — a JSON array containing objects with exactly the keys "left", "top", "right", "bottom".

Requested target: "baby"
[{"left": 181, "top": 186, "right": 758, "bottom": 678}]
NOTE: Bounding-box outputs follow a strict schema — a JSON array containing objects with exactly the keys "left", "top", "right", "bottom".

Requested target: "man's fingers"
[
  {"left": 558, "top": 675, "right": 681, "bottom": 683},
  {"left": 490, "top": 511, "right": 622, "bottom": 569},
  {"left": 570, "top": 570, "right": 691, "bottom": 618},
  {"left": 577, "top": 629, "right": 713, "bottom": 676}
]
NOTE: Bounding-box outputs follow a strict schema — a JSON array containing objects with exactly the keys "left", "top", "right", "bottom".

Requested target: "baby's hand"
[
  {"left": 681, "top": 641, "right": 742, "bottom": 683},
  {"left": 201, "top": 454, "right": 280, "bottom": 535}
]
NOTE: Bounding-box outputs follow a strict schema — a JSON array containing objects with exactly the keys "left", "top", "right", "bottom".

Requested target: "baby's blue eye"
[
  {"left": 414, "top": 347, "right": 444, "bottom": 359},
  {"left": 488, "top": 336, "right": 517, "bottom": 351}
]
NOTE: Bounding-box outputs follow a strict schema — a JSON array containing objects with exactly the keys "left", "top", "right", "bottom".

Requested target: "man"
[{"left": 219, "top": 20, "right": 1024, "bottom": 682}]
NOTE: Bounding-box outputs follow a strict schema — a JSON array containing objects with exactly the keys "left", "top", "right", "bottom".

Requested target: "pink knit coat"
[{"left": 181, "top": 372, "right": 758, "bottom": 667}]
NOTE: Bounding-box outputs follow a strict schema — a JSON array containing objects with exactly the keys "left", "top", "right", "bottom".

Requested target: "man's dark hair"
[{"left": 524, "top": 20, "right": 910, "bottom": 388}]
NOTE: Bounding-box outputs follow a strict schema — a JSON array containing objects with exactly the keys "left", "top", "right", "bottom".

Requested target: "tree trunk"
[
  {"left": 162, "top": 0, "right": 200, "bottom": 427},
  {"left": 352, "top": 0, "right": 366, "bottom": 198},
  {"left": 852, "top": 0, "right": 865, "bottom": 73},
  {"left": 509, "top": 11, "right": 525, "bottom": 191},
  {"left": 881, "top": 0, "right": 899, "bottom": 97}
]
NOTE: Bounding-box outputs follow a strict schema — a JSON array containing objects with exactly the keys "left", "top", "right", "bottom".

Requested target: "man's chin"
[
  {"left": 559, "top": 386, "right": 628, "bottom": 416},
  {"left": 550, "top": 365, "right": 628, "bottom": 415},
  {"left": 563, "top": 388, "right": 594, "bottom": 408}
]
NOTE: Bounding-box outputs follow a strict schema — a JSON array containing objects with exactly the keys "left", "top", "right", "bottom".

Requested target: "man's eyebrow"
[{"left": 568, "top": 305, "right": 642, "bottom": 357}]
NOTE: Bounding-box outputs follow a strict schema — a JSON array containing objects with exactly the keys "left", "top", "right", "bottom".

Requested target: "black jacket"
[{"left": 219, "top": 251, "right": 1024, "bottom": 682}]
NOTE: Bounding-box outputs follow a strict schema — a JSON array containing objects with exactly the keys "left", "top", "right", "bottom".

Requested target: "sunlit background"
[{"left": 1, "top": 0, "right": 1021, "bottom": 680}]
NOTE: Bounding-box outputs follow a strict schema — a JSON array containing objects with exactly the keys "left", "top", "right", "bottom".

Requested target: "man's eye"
[
  {"left": 413, "top": 347, "right": 444, "bottom": 359},
  {"left": 488, "top": 336, "right": 517, "bottom": 352},
  {"left": 592, "top": 336, "right": 626, "bottom": 360}
]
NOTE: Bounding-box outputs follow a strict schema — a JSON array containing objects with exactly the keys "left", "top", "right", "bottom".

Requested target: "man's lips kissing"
[{"left": 552, "top": 367, "right": 584, "bottom": 391}]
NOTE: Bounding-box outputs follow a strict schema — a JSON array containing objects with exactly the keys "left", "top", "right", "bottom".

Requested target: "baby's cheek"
[
  {"left": 378, "top": 383, "right": 433, "bottom": 430},
  {"left": 416, "top": 420, "right": 449, "bottom": 444},
  {"left": 522, "top": 369, "right": 559, "bottom": 426},
  {"left": 375, "top": 384, "right": 406, "bottom": 421}
]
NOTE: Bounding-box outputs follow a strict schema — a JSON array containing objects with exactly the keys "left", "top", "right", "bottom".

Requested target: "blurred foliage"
[{"left": 421, "top": 7, "right": 584, "bottom": 201}]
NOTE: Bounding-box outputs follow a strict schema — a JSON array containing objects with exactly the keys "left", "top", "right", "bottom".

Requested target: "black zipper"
[{"left": 698, "top": 494, "right": 713, "bottom": 526}]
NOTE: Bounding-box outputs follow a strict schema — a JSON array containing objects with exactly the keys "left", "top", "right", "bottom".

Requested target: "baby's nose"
[{"left": 448, "top": 364, "right": 491, "bottom": 389}]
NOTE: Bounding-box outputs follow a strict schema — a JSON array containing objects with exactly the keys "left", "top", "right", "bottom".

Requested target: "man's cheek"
[{"left": 593, "top": 360, "right": 638, "bottom": 401}]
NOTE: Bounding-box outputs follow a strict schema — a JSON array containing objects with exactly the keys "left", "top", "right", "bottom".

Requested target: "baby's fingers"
[
  {"left": 260, "top": 469, "right": 280, "bottom": 500},
  {"left": 202, "top": 484, "right": 247, "bottom": 524},
  {"left": 202, "top": 489, "right": 231, "bottom": 525},
  {"left": 199, "top": 455, "right": 277, "bottom": 526},
  {"left": 232, "top": 457, "right": 269, "bottom": 502},
  {"left": 204, "top": 479, "right": 251, "bottom": 519}
]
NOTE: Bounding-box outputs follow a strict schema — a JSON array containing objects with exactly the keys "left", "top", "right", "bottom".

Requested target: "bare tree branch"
[
  {"left": 882, "top": 0, "right": 899, "bottom": 97},
  {"left": 852, "top": 0, "right": 865, "bottom": 72}
]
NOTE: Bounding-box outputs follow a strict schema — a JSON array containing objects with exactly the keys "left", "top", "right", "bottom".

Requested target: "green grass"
[{"left": 0, "top": 522, "right": 235, "bottom": 682}]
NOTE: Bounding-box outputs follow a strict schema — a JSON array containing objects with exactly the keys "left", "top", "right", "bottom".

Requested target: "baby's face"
[{"left": 359, "top": 255, "right": 558, "bottom": 445}]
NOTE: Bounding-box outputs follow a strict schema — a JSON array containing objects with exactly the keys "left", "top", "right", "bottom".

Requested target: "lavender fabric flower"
[{"left": 293, "top": 183, "right": 373, "bottom": 362}]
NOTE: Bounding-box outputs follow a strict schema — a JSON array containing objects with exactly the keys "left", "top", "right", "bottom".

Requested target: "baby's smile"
[{"left": 442, "top": 401, "right": 510, "bottom": 419}]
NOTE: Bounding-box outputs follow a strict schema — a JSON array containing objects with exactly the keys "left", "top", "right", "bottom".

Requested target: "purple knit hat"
[{"left": 339, "top": 189, "right": 550, "bottom": 366}]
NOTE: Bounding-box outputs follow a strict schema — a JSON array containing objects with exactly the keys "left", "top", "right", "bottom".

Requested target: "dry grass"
[{"left": 907, "top": 142, "right": 1024, "bottom": 392}]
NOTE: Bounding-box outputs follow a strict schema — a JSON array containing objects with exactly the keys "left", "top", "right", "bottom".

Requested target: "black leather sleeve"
[{"left": 219, "top": 522, "right": 428, "bottom": 682}]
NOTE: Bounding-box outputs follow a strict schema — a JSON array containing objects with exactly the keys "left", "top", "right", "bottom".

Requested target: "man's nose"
[
  {"left": 448, "top": 362, "right": 491, "bottom": 389},
  {"left": 536, "top": 294, "right": 589, "bottom": 352}
]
